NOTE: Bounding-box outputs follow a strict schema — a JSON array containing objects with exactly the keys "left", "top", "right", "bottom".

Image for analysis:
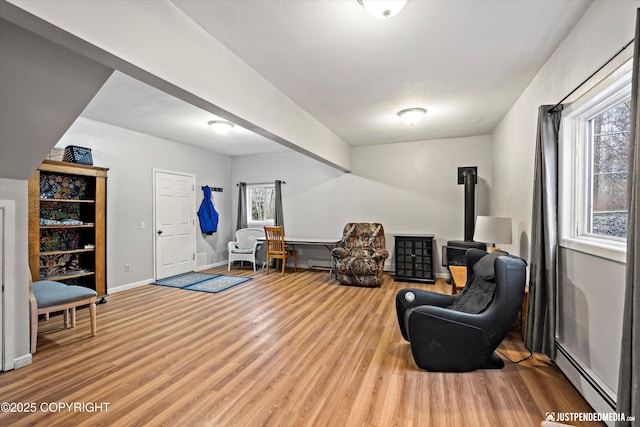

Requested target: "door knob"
[{"left": 157, "top": 230, "right": 163, "bottom": 235}]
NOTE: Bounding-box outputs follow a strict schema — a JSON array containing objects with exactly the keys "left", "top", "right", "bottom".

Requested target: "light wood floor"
[{"left": 0, "top": 266, "right": 602, "bottom": 426}]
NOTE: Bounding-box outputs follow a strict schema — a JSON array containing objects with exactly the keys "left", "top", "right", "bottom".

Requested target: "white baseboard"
[
  {"left": 196, "top": 260, "right": 227, "bottom": 271},
  {"left": 14, "top": 353, "right": 32, "bottom": 369},
  {"left": 108, "top": 278, "right": 153, "bottom": 294}
]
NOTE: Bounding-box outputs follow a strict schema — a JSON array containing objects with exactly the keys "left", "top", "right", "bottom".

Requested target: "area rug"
[
  {"left": 154, "top": 272, "right": 252, "bottom": 294},
  {"left": 185, "top": 275, "right": 252, "bottom": 293},
  {"left": 154, "top": 271, "right": 220, "bottom": 288}
]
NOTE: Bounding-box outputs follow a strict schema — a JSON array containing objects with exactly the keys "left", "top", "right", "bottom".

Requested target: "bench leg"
[
  {"left": 70, "top": 307, "right": 76, "bottom": 328},
  {"left": 90, "top": 302, "right": 97, "bottom": 336},
  {"left": 30, "top": 295, "right": 38, "bottom": 354}
]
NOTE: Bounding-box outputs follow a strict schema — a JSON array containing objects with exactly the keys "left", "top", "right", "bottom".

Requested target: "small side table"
[{"left": 449, "top": 265, "right": 466, "bottom": 295}]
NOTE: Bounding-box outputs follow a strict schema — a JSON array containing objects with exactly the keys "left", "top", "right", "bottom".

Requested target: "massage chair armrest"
[
  {"left": 398, "top": 288, "right": 456, "bottom": 309},
  {"left": 406, "top": 306, "right": 493, "bottom": 371},
  {"left": 407, "top": 305, "right": 493, "bottom": 333},
  {"left": 395, "top": 289, "right": 457, "bottom": 341}
]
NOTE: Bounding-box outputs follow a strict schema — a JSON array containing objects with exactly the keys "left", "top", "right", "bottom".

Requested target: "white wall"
[
  {"left": 0, "top": 178, "right": 29, "bottom": 369},
  {"left": 57, "top": 117, "right": 233, "bottom": 291},
  {"left": 492, "top": 0, "right": 640, "bottom": 414},
  {"left": 232, "top": 135, "right": 493, "bottom": 275}
]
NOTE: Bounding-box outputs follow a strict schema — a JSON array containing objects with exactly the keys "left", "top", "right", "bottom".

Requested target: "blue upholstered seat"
[
  {"left": 29, "top": 279, "right": 98, "bottom": 354},
  {"left": 33, "top": 280, "right": 97, "bottom": 307}
]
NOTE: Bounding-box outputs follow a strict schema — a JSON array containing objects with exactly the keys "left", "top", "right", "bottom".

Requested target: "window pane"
[
  {"left": 589, "top": 97, "right": 631, "bottom": 238},
  {"left": 248, "top": 186, "right": 275, "bottom": 222}
]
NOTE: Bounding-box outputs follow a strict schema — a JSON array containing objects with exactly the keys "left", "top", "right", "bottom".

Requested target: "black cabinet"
[{"left": 394, "top": 234, "right": 435, "bottom": 283}]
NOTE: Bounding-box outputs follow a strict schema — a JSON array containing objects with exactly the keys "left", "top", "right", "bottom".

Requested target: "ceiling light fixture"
[
  {"left": 357, "top": 0, "right": 407, "bottom": 19},
  {"left": 208, "top": 120, "right": 235, "bottom": 135},
  {"left": 397, "top": 108, "right": 426, "bottom": 125}
]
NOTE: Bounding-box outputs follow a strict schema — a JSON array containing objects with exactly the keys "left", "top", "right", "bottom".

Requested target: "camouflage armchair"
[{"left": 331, "top": 223, "right": 389, "bottom": 287}]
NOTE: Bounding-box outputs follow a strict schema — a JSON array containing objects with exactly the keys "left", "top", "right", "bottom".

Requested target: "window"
[
  {"left": 247, "top": 183, "right": 275, "bottom": 226},
  {"left": 588, "top": 97, "right": 630, "bottom": 238},
  {"left": 560, "top": 62, "right": 632, "bottom": 262}
]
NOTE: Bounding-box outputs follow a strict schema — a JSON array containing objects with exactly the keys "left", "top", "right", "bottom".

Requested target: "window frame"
[
  {"left": 246, "top": 183, "right": 276, "bottom": 227},
  {"left": 559, "top": 61, "right": 632, "bottom": 263}
]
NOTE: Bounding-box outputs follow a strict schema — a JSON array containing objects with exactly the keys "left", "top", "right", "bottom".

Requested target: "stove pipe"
[
  {"left": 443, "top": 167, "right": 485, "bottom": 268},
  {"left": 461, "top": 167, "right": 477, "bottom": 241}
]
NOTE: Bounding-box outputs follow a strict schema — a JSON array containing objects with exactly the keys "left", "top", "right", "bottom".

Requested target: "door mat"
[
  {"left": 154, "top": 273, "right": 252, "bottom": 294},
  {"left": 153, "top": 272, "right": 220, "bottom": 288}
]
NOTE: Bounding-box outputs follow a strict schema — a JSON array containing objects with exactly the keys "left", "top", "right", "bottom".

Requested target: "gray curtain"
[
  {"left": 236, "top": 182, "right": 247, "bottom": 230},
  {"left": 616, "top": 9, "right": 640, "bottom": 425},
  {"left": 524, "top": 105, "right": 562, "bottom": 360},
  {"left": 274, "top": 180, "right": 284, "bottom": 234}
]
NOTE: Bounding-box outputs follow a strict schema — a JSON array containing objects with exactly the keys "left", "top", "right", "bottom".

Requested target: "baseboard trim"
[
  {"left": 109, "top": 278, "right": 153, "bottom": 294},
  {"left": 14, "top": 353, "right": 32, "bottom": 369},
  {"left": 196, "top": 261, "right": 227, "bottom": 271},
  {"left": 555, "top": 342, "right": 617, "bottom": 421}
]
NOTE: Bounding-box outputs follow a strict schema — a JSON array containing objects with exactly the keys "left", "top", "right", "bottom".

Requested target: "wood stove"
[{"left": 443, "top": 166, "right": 486, "bottom": 268}]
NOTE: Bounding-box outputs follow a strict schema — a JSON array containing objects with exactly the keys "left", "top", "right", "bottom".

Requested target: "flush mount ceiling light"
[
  {"left": 357, "top": 0, "right": 407, "bottom": 19},
  {"left": 208, "top": 120, "right": 235, "bottom": 135},
  {"left": 397, "top": 108, "right": 427, "bottom": 125}
]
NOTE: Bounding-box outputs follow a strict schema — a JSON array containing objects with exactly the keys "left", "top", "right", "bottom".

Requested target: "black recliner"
[{"left": 395, "top": 248, "right": 526, "bottom": 372}]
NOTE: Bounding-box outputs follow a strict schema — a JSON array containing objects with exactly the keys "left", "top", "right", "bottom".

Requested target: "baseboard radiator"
[{"left": 555, "top": 342, "right": 617, "bottom": 424}]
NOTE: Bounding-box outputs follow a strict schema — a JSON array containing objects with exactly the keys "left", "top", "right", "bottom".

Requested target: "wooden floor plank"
[{"left": 0, "top": 266, "right": 603, "bottom": 426}]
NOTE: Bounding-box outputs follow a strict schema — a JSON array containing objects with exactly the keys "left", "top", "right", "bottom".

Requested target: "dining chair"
[{"left": 263, "top": 226, "right": 297, "bottom": 276}]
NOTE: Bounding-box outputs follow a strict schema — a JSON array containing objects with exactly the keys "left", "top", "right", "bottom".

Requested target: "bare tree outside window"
[
  {"left": 589, "top": 97, "right": 631, "bottom": 238},
  {"left": 248, "top": 185, "right": 275, "bottom": 224}
]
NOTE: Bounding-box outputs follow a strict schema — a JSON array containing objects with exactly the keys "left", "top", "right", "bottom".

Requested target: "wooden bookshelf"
[{"left": 28, "top": 160, "right": 108, "bottom": 299}]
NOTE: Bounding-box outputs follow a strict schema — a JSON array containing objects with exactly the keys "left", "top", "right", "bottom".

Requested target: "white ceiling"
[
  {"left": 80, "top": 71, "right": 289, "bottom": 157},
  {"left": 81, "top": 0, "right": 591, "bottom": 155}
]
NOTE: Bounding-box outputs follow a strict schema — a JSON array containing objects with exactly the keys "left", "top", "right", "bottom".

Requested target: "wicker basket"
[{"left": 63, "top": 145, "right": 93, "bottom": 165}]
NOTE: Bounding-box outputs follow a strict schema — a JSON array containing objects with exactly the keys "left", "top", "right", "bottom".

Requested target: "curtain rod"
[
  {"left": 549, "top": 38, "right": 634, "bottom": 113},
  {"left": 236, "top": 181, "right": 286, "bottom": 186}
]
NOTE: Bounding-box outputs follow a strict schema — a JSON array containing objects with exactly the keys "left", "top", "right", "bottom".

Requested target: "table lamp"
[{"left": 473, "top": 216, "right": 512, "bottom": 252}]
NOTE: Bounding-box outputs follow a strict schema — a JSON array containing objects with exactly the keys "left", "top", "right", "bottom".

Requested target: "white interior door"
[{"left": 154, "top": 170, "right": 196, "bottom": 280}]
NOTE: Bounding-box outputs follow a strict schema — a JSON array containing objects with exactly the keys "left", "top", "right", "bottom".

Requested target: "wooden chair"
[
  {"left": 29, "top": 277, "right": 98, "bottom": 354},
  {"left": 263, "top": 226, "right": 297, "bottom": 276}
]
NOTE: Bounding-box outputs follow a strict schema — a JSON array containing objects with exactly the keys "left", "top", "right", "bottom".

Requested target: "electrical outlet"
[
  {"left": 140, "top": 221, "right": 145, "bottom": 229},
  {"left": 125, "top": 264, "right": 130, "bottom": 272}
]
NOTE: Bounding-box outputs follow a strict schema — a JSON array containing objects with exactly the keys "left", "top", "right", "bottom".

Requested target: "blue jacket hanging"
[{"left": 198, "top": 186, "right": 219, "bottom": 234}]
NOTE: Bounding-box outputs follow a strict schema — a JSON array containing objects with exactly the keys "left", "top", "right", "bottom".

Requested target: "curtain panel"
[
  {"left": 616, "top": 9, "right": 640, "bottom": 425},
  {"left": 236, "top": 182, "right": 247, "bottom": 230},
  {"left": 524, "top": 105, "right": 562, "bottom": 360},
  {"left": 274, "top": 180, "right": 285, "bottom": 234}
]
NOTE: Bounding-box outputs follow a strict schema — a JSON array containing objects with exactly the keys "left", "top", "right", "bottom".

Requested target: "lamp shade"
[{"left": 473, "top": 216, "right": 512, "bottom": 245}]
